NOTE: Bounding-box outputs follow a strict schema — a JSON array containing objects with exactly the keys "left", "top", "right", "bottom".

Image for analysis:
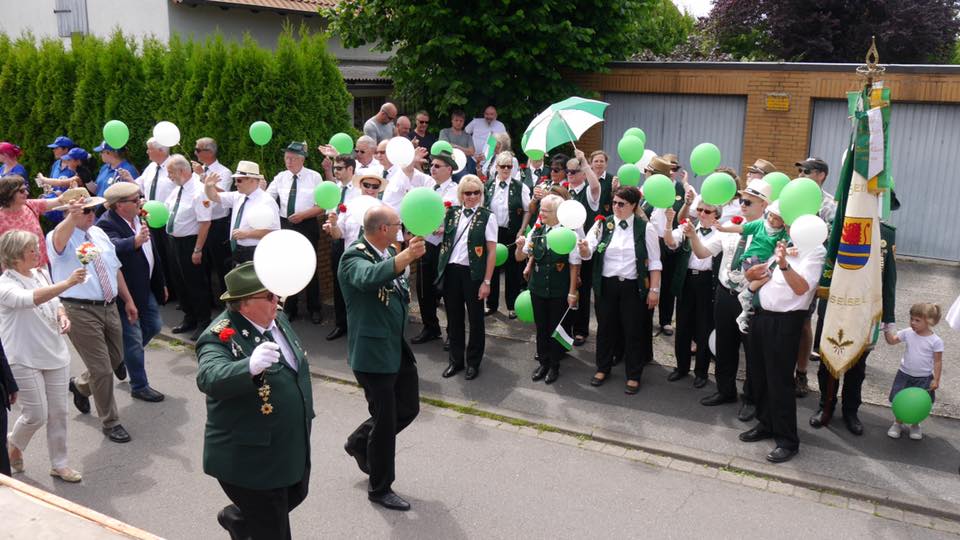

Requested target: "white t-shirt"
[{"left": 897, "top": 328, "right": 944, "bottom": 378}]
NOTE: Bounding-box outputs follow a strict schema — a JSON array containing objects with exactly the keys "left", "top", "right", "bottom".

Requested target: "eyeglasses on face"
[
  {"left": 361, "top": 182, "right": 381, "bottom": 190},
  {"left": 696, "top": 207, "right": 716, "bottom": 215},
  {"left": 740, "top": 199, "right": 753, "bottom": 207},
  {"left": 431, "top": 163, "right": 449, "bottom": 169},
  {"left": 374, "top": 150, "right": 386, "bottom": 155},
  {"left": 120, "top": 197, "right": 141, "bottom": 204},
  {"left": 356, "top": 149, "right": 368, "bottom": 154},
  {"left": 497, "top": 164, "right": 512, "bottom": 170},
  {"left": 612, "top": 200, "right": 630, "bottom": 208},
  {"left": 566, "top": 169, "right": 582, "bottom": 175},
  {"left": 417, "top": 119, "right": 429, "bottom": 125},
  {"left": 82, "top": 208, "right": 95, "bottom": 215},
  {"left": 462, "top": 190, "right": 481, "bottom": 197},
  {"left": 799, "top": 168, "right": 812, "bottom": 174},
  {"left": 249, "top": 292, "right": 278, "bottom": 302}
]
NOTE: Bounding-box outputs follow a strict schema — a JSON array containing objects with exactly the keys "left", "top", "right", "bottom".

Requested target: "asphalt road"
[{"left": 6, "top": 343, "right": 955, "bottom": 539}]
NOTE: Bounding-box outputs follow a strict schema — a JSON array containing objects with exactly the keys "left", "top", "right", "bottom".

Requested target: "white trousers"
[{"left": 8, "top": 364, "right": 70, "bottom": 469}]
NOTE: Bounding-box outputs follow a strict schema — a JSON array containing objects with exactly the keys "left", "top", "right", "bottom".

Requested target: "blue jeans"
[{"left": 119, "top": 294, "right": 162, "bottom": 391}]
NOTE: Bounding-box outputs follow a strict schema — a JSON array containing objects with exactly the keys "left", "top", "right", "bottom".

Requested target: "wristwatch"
[
  {"left": 650, "top": 287, "right": 660, "bottom": 293},
  {"left": 193, "top": 248, "right": 203, "bottom": 254},
  {"left": 483, "top": 280, "right": 491, "bottom": 285}
]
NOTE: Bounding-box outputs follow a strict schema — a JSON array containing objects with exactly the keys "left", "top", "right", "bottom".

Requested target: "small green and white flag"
[
  {"left": 485, "top": 133, "right": 497, "bottom": 163},
  {"left": 552, "top": 307, "right": 574, "bottom": 351}
]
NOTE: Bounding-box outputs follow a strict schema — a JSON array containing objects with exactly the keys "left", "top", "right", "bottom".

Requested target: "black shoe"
[
  {"left": 738, "top": 426, "right": 774, "bottom": 443},
  {"left": 700, "top": 392, "right": 737, "bottom": 406},
  {"left": 344, "top": 441, "right": 369, "bottom": 474},
  {"left": 102, "top": 425, "right": 131, "bottom": 443},
  {"left": 368, "top": 490, "right": 411, "bottom": 511},
  {"left": 131, "top": 386, "right": 165, "bottom": 403},
  {"left": 667, "top": 369, "right": 687, "bottom": 382},
  {"left": 326, "top": 327, "right": 347, "bottom": 341},
  {"left": 544, "top": 367, "right": 559, "bottom": 384},
  {"left": 532, "top": 365, "right": 549, "bottom": 381},
  {"left": 737, "top": 402, "right": 757, "bottom": 422},
  {"left": 809, "top": 408, "right": 830, "bottom": 429},
  {"left": 311, "top": 312, "right": 323, "bottom": 324},
  {"left": 171, "top": 320, "right": 197, "bottom": 334},
  {"left": 68, "top": 378, "right": 90, "bottom": 414},
  {"left": 113, "top": 361, "right": 127, "bottom": 381},
  {"left": 442, "top": 337, "right": 449, "bottom": 351},
  {"left": 442, "top": 364, "right": 464, "bottom": 378},
  {"left": 573, "top": 335, "right": 586, "bottom": 347},
  {"left": 693, "top": 376, "right": 708, "bottom": 388},
  {"left": 507, "top": 311, "right": 517, "bottom": 320},
  {"left": 590, "top": 373, "right": 607, "bottom": 387},
  {"left": 484, "top": 307, "right": 497, "bottom": 317},
  {"left": 843, "top": 414, "right": 864, "bottom": 436},
  {"left": 411, "top": 328, "right": 441, "bottom": 344},
  {"left": 766, "top": 446, "right": 798, "bottom": 463},
  {"left": 465, "top": 366, "right": 479, "bottom": 380},
  {"left": 217, "top": 505, "right": 246, "bottom": 540}
]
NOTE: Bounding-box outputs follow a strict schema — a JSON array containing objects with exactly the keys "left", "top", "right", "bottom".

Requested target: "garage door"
[
  {"left": 809, "top": 100, "right": 960, "bottom": 261},
  {"left": 602, "top": 92, "right": 746, "bottom": 187}
]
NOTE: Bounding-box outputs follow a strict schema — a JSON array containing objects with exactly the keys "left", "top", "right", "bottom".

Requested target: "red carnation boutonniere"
[
  {"left": 561, "top": 181, "right": 570, "bottom": 189},
  {"left": 731, "top": 216, "right": 744, "bottom": 225},
  {"left": 594, "top": 214, "right": 606, "bottom": 223},
  {"left": 444, "top": 200, "right": 452, "bottom": 208},
  {"left": 218, "top": 328, "right": 236, "bottom": 342},
  {"left": 337, "top": 203, "right": 347, "bottom": 214},
  {"left": 479, "top": 174, "right": 487, "bottom": 182},
  {"left": 520, "top": 163, "right": 528, "bottom": 170},
  {"left": 534, "top": 222, "right": 542, "bottom": 229},
  {"left": 679, "top": 218, "right": 688, "bottom": 225}
]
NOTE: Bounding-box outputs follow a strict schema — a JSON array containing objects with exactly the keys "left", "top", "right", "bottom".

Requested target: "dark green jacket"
[
  {"left": 437, "top": 205, "right": 493, "bottom": 283},
  {"left": 338, "top": 237, "right": 414, "bottom": 373},
  {"left": 528, "top": 225, "right": 574, "bottom": 299},
  {"left": 196, "top": 310, "right": 314, "bottom": 490},
  {"left": 591, "top": 215, "right": 650, "bottom": 298}
]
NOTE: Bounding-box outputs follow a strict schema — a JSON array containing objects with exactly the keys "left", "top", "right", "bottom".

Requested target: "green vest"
[
  {"left": 599, "top": 172, "right": 614, "bottom": 216},
  {"left": 484, "top": 179, "right": 525, "bottom": 235},
  {"left": 522, "top": 165, "right": 548, "bottom": 190},
  {"left": 528, "top": 225, "right": 572, "bottom": 299},
  {"left": 668, "top": 219, "right": 699, "bottom": 297},
  {"left": 436, "top": 206, "right": 493, "bottom": 283},
  {"left": 590, "top": 215, "right": 650, "bottom": 298}
]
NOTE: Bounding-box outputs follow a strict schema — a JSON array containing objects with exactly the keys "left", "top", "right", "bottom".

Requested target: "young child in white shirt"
[{"left": 883, "top": 302, "right": 944, "bottom": 440}]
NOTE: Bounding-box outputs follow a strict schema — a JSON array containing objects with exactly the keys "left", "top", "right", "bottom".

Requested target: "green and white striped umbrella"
[{"left": 521, "top": 97, "right": 609, "bottom": 154}]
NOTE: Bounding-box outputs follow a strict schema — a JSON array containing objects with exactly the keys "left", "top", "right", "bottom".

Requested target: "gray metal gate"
[{"left": 809, "top": 99, "right": 960, "bottom": 261}]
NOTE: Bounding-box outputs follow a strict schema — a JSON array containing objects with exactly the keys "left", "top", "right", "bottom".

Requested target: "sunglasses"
[
  {"left": 696, "top": 207, "right": 716, "bottom": 215},
  {"left": 497, "top": 164, "right": 512, "bottom": 170},
  {"left": 463, "top": 190, "right": 481, "bottom": 197},
  {"left": 799, "top": 168, "right": 812, "bottom": 174},
  {"left": 356, "top": 149, "right": 368, "bottom": 154},
  {"left": 417, "top": 119, "right": 429, "bottom": 125},
  {"left": 431, "top": 163, "right": 448, "bottom": 169},
  {"left": 566, "top": 169, "right": 582, "bottom": 175},
  {"left": 82, "top": 208, "right": 95, "bottom": 215},
  {"left": 740, "top": 199, "right": 753, "bottom": 207},
  {"left": 612, "top": 200, "right": 630, "bottom": 208},
  {"left": 249, "top": 292, "right": 277, "bottom": 302},
  {"left": 361, "top": 181, "right": 381, "bottom": 190}
]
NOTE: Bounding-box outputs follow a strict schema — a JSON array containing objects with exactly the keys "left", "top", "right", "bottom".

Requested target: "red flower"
[
  {"left": 337, "top": 204, "right": 347, "bottom": 213},
  {"left": 138, "top": 209, "right": 148, "bottom": 218},
  {"left": 679, "top": 218, "right": 688, "bottom": 225},
  {"left": 561, "top": 181, "right": 569, "bottom": 189},
  {"left": 594, "top": 215, "right": 606, "bottom": 222},
  {"left": 444, "top": 201, "right": 452, "bottom": 208},
  {"left": 218, "top": 328, "right": 236, "bottom": 342},
  {"left": 534, "top": 222, "right": 542, "bottom": 229},
  {"left": 478, "top": 175, "right": 487, "bottom": 182},
  {"left": 520, "top": 163, "right": 527, "bottom": 170},
  {"left": 731, "top": 216, "right": 744, "bottom": 225}
]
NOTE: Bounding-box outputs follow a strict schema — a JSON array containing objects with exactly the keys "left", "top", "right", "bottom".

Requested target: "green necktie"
[
  {"left": 166, "top": 186, "right": 182, "bottom": 234},
  {"left": 286, "top": 174, "right": 298, "bottom": 218},
  {"left": 231, "top": 196, "right": 248, "bottom": 252},
  {"left": 619, "top": 220, "right": 628, "bottom": 230},
  {"left": 149, "top": 165, "right": 160, "bottom": 200},
  {"left": 263, "top": 329, "right": 294, "bottom": 371}
]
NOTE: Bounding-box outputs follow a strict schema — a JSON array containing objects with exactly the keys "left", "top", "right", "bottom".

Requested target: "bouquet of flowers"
[{"left": 76, "top": 242, "right": 100, "bottom": 265}]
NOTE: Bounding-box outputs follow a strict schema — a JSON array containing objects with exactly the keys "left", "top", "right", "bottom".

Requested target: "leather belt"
[
  {"left": 688, "top": 269, "right": 712, "bottom": 275},
  {"left": 62, "top": 297, "right": 116, "bottom": 306}
]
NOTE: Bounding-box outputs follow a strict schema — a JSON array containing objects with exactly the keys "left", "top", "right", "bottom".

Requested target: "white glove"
[{"left": 248, "top": 342, "right": 280, "bottom": 375}]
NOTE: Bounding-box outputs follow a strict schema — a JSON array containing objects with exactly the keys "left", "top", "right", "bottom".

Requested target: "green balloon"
[
  {"left": 526, "top": 149, "right": 545, "bottom": 161},
  {"left": 891, "top": 387, "right": 933, "bottom": 424},
  {"left": 430, "top": 140, "right": 453, "bottom": 156},
  {"left": 617, "top": 135, "right": 645, "bottom": 163},
  {"left": 313, "top": 181, "right": 341, "bottom": 210},
  {"left": 249, "top": 121, "right": 272, "bottom": 146},
  {"left": 329, "top": 132, "right": 354, "bottom": 155},
  {"left": 779, "top": 178, "right": 823, "bottom": 225},
  {"left": 495, "top": 243, "right": 508, "bottom": 266},
  {"left": 515, "top": 290, "right": 534, "bottom": 323},
  {"left": 142, "top": 200, "right": 169, "bottom": 228},
  {"left": 701, "top": 172, "right": 737, "bottom": 206},
  {"left": 546, "top": 227, "right": 577, "bottom": 255},
  {"left": 642, "top": 174, "right": 675, "bottom": 209},
  {"left": 763, "top": 172, "right": 790, "bottom": 201},
  {"left": 624, "top": 127, "right": 646, "bottom": 146},
  {"left": 617, "top": 163, "right": 641, "bottom": 187},
  {"left": 689, "top": 142, "right": 722, "bottom": 175},
  {"left": 400, "top": 187, "right": 445, "bottom": 236},
  {"left": 102, "top": 120, "right": 129, "bottom": 149}
]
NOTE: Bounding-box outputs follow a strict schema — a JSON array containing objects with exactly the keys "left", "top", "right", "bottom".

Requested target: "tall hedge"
[{"left": 0, "top": 25, "right": 354, "bottom": 190}]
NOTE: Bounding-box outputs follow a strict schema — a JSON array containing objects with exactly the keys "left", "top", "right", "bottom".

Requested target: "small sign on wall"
[{"left": 766, "top": 93, "right": 790, "bottom": 112}]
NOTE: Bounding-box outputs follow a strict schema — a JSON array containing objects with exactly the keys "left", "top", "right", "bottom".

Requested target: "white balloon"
[
  {"left": 452, "top": 148, "right": 467, "bottom": 174},
  {"left": 790, "top": 214, "right": 828, "bottom": 254},
  {"left": 347, "top": 195, "right": 382, "bottom": 227},
  {"left": 386, "top": 136, "right": 415, "bottom": 167},
  {"left": 254, "top": 230, "right": 317, "bottom": 298},
  {"left": 152, "top": 121, "right": 181, "bottom": 147},
  {"left": 636, "top": 148, "right": 657, "bottom": 173},
  {"left": 557, "top": 199, "right": 587, "bottom": 230},
  {"left": 246, "top": 205, "right": 274, "bottom": 230},
  {"left": 708, "top": 329, "right": 716, "bottom": 356}
]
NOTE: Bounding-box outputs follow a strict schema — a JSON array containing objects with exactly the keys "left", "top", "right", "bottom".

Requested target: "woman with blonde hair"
[{"left": 483, "top": 152, "right": 532, "bottom": 318}]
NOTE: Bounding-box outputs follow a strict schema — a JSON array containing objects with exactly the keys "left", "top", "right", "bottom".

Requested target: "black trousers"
[
  {"left": 571, "top": 258, "right": 593, "bottom": 337},
  {"left": 170, "top": 234, "right": 211, "bottom": 325},
  {"left": 487, "top": 228, "right": 522, "bottom": 312},
  {"left": 713, "top": 285, "right": 755, "bottom": 401},
  {"left": 531, "top": 293, "right": 568, "bottom": 369},
  {"left": 330, "top": 239, "right": 347, "bottom": 329},
  {"left": 217, "top": 468, "right": 310, "bottom": 540},
  {"left": 205, "top": 216, "right": 232, "bottom": 296},
  {"left": 151, "top": 227, "right": 181, "bottom": 302},
  {"left": 280, "top": 217, "right": 321, "bottom": 316},
  {"left": 812, "top": 296, "right": 828, "bottom": 354},
  {"left": 350, "top": 348, "right": 420, "bottom": 496},
  {"left": 596, "top": 277, "right": 646, "bottom": 381},
  {"left": 1, "top": 403, "right": 9, "bottom": 476},
  {"left": 817, "top": 351, "right": 868, "bottom": 416},
  {"left": 657, "top": 245, "right": 678, "bottom": 328},
  {"left": 674, "top": 270, "right": 715, "bottom": 377},
  {"left": 233, "top": 245, "right": 256, "bottom": 267},
  {"left": 416, "top": 242, "right": 441, "bottom": 333},
  {"left": 443, "top": 264, "right": 485, "bottom": 368},
  {"left": 748, "top": 308, "right": 806, "bottom": 451}
]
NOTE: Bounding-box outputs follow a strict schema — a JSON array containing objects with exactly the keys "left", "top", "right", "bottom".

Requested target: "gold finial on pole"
[{"left": 856, "top": 36, "right": 885, "bottom": 84}]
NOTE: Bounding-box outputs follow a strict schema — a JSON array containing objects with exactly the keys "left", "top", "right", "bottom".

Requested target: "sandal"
[
  {"left": 8, "top": 442, "right": 23, "bottom": 474},
  {"left": 625, "top": 380, "right": 640, "bottom": 395},
  {"left": 50, "top": 467, "right": 82, "bottom": 483},
  {"left": 590, "top": 372, "right": 607, "bottom": 387}
]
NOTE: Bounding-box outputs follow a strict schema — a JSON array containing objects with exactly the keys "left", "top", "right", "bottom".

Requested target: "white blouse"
[{"left": 0, "top": 269, "right": 70, "bottom": 369}]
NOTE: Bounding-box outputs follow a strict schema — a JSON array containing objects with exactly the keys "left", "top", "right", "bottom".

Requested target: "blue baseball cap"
[
  {"left": 63, "top": 147, "right": 90, "bottom": 161},
  {"left": 46, "top": 136, "right": 76, "bottom": 149},
  {"left": 93, "top": 140, "right": 118, "bottom": 152}
]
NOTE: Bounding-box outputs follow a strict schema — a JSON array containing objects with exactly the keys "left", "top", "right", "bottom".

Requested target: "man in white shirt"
[
  {"left": 355, "top": 136, "right": 385, "bottom": 178},
  {"left": 322, "top": 155, "right": 360, "bottom": 340},
  {"left": 165, "top": 155, "right": 213, "bottom": 340},
  {"left": 204, "top": 161, "right": 280, "bottom": 267},
  {"left": 465, "top": 105, "right": 506, "bottom": 157},
  {"left": 363, "top": 102, "right": 397, "bottom": 144},
  {"left": 266, "top": 142, "right": 325, "bottom": 324},
  {"left": 192, "top": 137, "right": 233, "bottom": 297}
]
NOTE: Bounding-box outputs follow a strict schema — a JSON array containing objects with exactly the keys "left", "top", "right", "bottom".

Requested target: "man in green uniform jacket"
[
  {"left": 339, "top": 204, "right": 426, "bottom": 511},
  {"left": 195, "top": 262, "right": 315, "bottom": 540}
]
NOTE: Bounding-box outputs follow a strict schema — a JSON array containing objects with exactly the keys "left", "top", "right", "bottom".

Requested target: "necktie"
[
  {"left": 433, "top": 184, "right": 440, "bottom": 191},
  {"left": 231, "top": 196, "right": 248, "bottom": 252},
  {"left": 619, "top": 220, "right": 628, "bottom": 230},
  {"left": 463, "top": 208, "right": 474, "bottom": 217},
  {"left": 149, "top": 165, "right": 160, "bottom": 200},
  {"left": 83, "top": 232, "right": 115, "bottom": 301},
  {"left": 699, "top": 227, "right": 711, "bottom": 236},
  {"left": 499, "top": 181, "right": 507, "bottom": 189},
  {"left": 262, "top": 329, "right": 295, "bottom": 371},
  {"left": 286, "top": 174, "right": 298, "bottom": 218},
  {"left": 166, "top": 186, "right": 183, "bottom": 234}
]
